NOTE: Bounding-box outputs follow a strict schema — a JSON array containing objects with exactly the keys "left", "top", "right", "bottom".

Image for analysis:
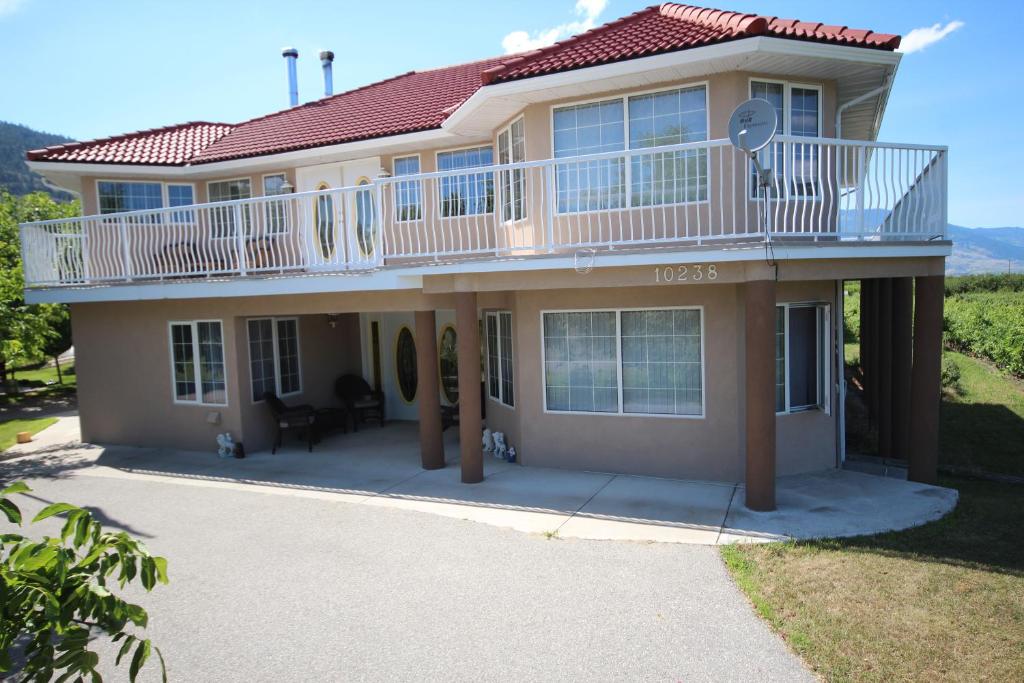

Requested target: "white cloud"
[
  {"left": 0, "top": 0, "right": 26, "bottom": 18},
  {"left": 501, "top": 0, "right": 609, "bottom": 54},
  {"left": 898, "top": 20, "right": 964, "bottom": 54}
]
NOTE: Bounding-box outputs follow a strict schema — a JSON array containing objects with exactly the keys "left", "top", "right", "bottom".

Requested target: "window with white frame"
[
  {"left": 393, "top": 156, "right": 422, "bottom": 221},
  {"left": 437, "top": 147, "right": 494, "bottom": 217},
  {"left": 208, "top": 178, "right": 252, "bottom": 238},
  {"left": 169, "top": 321, "right": 227, "bottom": 405},
  {"left": 98, "top": 181, "right": 194, "bottom": 223},
  {"left": 552, "top": 85, "right": 709, "bottom": 212},
  {"left": 775, "top": 304, "right": 830, "bottom": 414},
  {"left": 247, "top": 317, "right": 301, "bottom": 401},
  {"left": 485, "top": 311, "right": 515, "bottom": 407},
  {"left": 262, "top": 174, "right": 290, "bottom": 234},
  {"left": 497, "top": 118, "right": 526, "bottom": 222},
  {"left": 750, "top": 81, "right": 821, "bottom": 198},
  {"left": 542, "top": 308, "right": 704, "bottom": 416}
]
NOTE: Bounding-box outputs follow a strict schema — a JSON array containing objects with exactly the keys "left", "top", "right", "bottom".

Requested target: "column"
[
  {"left": 744, "top": 279, "right": 776, "bottom": 511},
  {"left": 891, "top": 278, "right": 913, "bottom": 460},
  {"left": 878, "top": 278, "right": 893, "bottom": 459},
  {"left": 908, "top": 275, "right": 944, "bottom": 484},
  {"left": 866, "top": 278, "right": 880, "bottom": 421},
  {"left": 415, "top": 310, "right": 445, "bottom": 470},
  {"left": 455, "top": 292, "right": 483, "bottom": 484}
]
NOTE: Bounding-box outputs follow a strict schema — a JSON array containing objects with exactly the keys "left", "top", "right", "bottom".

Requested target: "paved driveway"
[{"left": 3, "top": 464, "right": 813, "bottom": 681}]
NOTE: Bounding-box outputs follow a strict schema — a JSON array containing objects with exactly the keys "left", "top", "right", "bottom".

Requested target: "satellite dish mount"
[{"left": 728, "top": 98, "right": 778, "bottom": 236}]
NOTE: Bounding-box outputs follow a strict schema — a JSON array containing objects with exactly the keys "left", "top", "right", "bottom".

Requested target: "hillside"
[
  {"left": 947, "top": 225, "right": 1024, "bottom": 275},
  {"left": 0, "top": 121, "right": 74, "bottom": 199}
]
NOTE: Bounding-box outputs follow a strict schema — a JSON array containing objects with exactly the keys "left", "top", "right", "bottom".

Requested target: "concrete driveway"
[{"left": 3, "top": 459, "right": 815, "bottom": 681}]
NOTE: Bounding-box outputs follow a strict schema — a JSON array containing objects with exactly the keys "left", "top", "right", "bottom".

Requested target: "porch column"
[
  {"left": 878, "top": 278, "right": 894, "bottom": 459},
  {"left": 866, "top": 278, "right": 880, "bottom": 421},
  {"left": 744, "top": 279, "right": 776, "bottom": 511},
  {"left": 891, "top": 277, "right": 914, "bottom": 460},
  {"left": 455, "top": 292, "right": 484, "bottom": 484},
  {"left": 415, "top": 310, "right": 445, "bottom": 470},
  {"left": 859, "top": 279, "right": 870, "bottom": 399},
  {"left": 908, "top": 275, "right": 944, "bottom": 484}
]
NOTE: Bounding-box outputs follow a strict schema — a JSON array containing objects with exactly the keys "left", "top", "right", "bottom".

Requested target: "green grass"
[
  {"left": 722, "top": 477, "right": 1024, "bottom": 682},
  {"left": 8, "top": 362, "right": 76, "bottom": 387},
  {"left": 0, "top": 417, "right": 58, "bottom": 451}
]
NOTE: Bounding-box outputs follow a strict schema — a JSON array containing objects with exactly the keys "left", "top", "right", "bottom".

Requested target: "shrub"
[
  {"left": 941, "top": 355, "right": 962, "bottom": 394},
  {"left": 945, "top": 273, "right": 1024, "bottom": 296},
  {"left": 944, "top": 291, "right": 1024, "bottom": 377}
]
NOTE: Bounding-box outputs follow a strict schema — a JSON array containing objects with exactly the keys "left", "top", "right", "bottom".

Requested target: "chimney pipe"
[
  {"left": 319, "top": 50, "right": 334, "bottom": 97},
  {"left": 282, "top": 47, "right": 299, "bottom": 107}
]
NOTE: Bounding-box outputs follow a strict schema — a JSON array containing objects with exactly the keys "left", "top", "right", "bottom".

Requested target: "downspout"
[{"left": 835, "top": 75, "right": 892, "bottom": 139}]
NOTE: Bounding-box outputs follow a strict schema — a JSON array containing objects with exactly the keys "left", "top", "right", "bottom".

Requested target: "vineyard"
[{"left": 944, "top": 274, "right": 1024, "bottom": 377}]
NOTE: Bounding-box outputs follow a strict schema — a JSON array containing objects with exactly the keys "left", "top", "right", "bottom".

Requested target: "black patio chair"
[
  {"left": 334, "top": 375, "right": 384, "bottom": 431},
  {"left": 263, "top": 391, "right": 316, "bottom": 453}
]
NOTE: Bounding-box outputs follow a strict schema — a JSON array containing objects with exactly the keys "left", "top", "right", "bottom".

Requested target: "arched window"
[
  {"left": 438, "top": 325, "right": 458, "bottom": 404},
  {"left": 395, "top": 326, "right": 417, "bottom": 403},
  {"left": 356, "top": 177, "right": 376, "bottom": 256},
  {"left": 314, "top": 182, "right": 335, "bottom": 259}
]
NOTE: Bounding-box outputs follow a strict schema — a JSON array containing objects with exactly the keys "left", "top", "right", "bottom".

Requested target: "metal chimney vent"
[
  {"left": 319, "top": 50, "right": 335, "bottom": 98},
  {"left": 281, "top": 47, "right": 299, "bottom": 107}
]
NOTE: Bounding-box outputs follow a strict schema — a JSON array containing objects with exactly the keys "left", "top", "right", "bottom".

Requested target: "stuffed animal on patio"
[
  {"left": 482, "top": 428, "right": 494, "bottom": 452},
  {"left": 492, "top": 431, "right": 507, "bottom": 460},
  {"left": 216, "top": 432, "right": 235, "bottom": 459}
]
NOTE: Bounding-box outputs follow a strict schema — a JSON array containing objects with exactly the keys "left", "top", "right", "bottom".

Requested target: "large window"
[
  {"left": 437, "top": 146, "right": 494, "bottom": 217},
  {"left": 247, "top": 317, "right": 301, "bottom": 402},
  {"left": 262, "top": 174, "right": 290, "bottom": 234},
  {"left": 485, "top": 311, "right": 514, "bottom": 407},
  {"left": 393, "top": 156, "right": 422, "bottom": 221},
  {"left": 169, "top": 321, "right": 227, "bottom": 405},
  {"left": 542, "top": 308, "right": 703, "bottom": 416},
  {"left": 207, "top": 178, "right": 252, "bottom": 238},
  {"left": 497, "top": 118, "right": 526, "bottom": 222},
  {"left": 552, "top": 85, "right": 708, "bottom": 212},
  {"left": 776, "top": 304, "right": 830, "bottom": 414},
  {"left": 98, "top": 181, "right": 194, "bottom": 220},
  {"left": 750, "top": 81, "right": 821, "bottom": 198}
]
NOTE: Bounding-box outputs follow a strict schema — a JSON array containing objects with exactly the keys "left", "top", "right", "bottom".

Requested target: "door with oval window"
[
  {"left": 394, "top": 326, "right": 417, "bottom": 404},
  {"left": 314, "top": 182, "right": 337, "bottom": 263}
]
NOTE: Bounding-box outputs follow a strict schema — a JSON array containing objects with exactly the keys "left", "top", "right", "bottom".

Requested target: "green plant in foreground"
[{"left": 1, "top": 482, "right": 168, "bottom": 682}]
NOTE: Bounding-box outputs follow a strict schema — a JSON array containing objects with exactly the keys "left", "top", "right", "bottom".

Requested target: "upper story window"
[
  {"left": 393, "top": 155, "right": 422, "bottom": 221},
  {"left": 437, "top": 146, "right": 494, "bottom": 217},
  {"left": 98, "top": 181, "right": 194, "bottom": 219},
  {"left": 497, "top": 118, "right": 526, "bottom": 223},
  {"left": 552, "top": 84, "right": 708, "bottom": 212},
  {"left": 750, "top": 80, "right": 821, "bottom": 198},
  {"left": 207, "top": 178, "right": 252, "bottom": 238},
  {"left": 262, "top": 174, "right": 290, "bottom": 234}
]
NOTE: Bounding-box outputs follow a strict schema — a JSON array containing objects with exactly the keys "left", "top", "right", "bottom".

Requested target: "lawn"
[
  {"left": 0, "top": 362, "right": 76, "bottom": 407},
  {"left": 0, "top": 417, "right": 57, "bottom": 451},
  {"left": 722, "top": 476, "right": 1024, "bottom": 682}
]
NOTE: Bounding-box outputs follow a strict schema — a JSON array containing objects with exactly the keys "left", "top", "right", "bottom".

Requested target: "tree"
[
  {"left": 0, "top": 191, "right": 78, "bottom": 387},
  {"left": 42, "top": 307, "right": 72, "bottom": 385},
  {"left": 1, "top": 482, "right": 168, "bottom": 681}
]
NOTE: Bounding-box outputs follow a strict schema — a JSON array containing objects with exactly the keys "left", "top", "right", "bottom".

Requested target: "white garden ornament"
[
  {"left": 492, "top": 432, "right": 507, "bottom": 460},
  {"left": 216, "top": 432, "right": 235, "bottom": 458},
  {"left": 482, "top": 428, "right": 494, "bottom": 452}
]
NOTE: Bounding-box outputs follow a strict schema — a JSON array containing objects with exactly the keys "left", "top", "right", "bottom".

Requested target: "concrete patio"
[{"left": 4, "top": 417, "right": 958, "bottom": 544}]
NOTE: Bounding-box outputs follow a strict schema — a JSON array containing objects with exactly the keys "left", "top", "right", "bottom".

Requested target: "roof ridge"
[
  {"left": 26, "top": 121, "right": 233, "bottom": 160},
  {"left": 658, "top": 3, "right": 767, "bottom": 35}
]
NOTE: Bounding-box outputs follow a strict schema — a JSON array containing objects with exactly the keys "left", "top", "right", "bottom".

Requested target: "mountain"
[
  {"left": 0, "top": 121, "right": 74, "bottom": 199},
  {"left": 946, "top": 225, "right": 1024, "bottom": 275}
]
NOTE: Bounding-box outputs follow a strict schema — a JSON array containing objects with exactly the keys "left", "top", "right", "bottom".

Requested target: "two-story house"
[{"left": 21, "top": 4, "right": 949, "bottom": 511}]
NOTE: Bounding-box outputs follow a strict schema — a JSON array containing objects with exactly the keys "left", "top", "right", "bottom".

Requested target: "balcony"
[{"left": 20, "top": 135, "right": 947, "bottom": 288}]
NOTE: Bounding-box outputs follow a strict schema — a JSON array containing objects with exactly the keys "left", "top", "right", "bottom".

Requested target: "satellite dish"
[{"left": 728, "top": 98, "right": 778, "bottom": 153}]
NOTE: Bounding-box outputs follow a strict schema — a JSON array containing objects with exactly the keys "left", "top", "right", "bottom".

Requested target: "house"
[{"left": 20, "top": 4, "right": 948, "bottom": 511}]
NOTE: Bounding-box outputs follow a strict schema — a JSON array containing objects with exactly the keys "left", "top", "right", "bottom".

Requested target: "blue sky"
[{"left": 0, "top": 0, "right": 1020, "bottom": 227}]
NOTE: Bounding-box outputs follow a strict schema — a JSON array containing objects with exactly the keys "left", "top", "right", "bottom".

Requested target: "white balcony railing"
[{"left": 21, "top": 136, "right": 947, "bottom": 287}]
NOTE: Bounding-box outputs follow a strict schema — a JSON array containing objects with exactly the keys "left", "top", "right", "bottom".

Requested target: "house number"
[{"left": 655, "top": 264, "right": 717, "bottom": 283}]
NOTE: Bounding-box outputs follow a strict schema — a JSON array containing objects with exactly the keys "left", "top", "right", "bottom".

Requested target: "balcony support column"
[
  {"left": 891, "top": 278, "right": 914, "bottom": 460},
  {"left": 455, "top": 292, "right": 484, "bottom": 484},
  {"left": 744, "top": 278, "right": 776, "bottom": 511},
  {"left": 878, "top": 279, "right": 894, "bottom": 459},
  {"left": 415, "top": 310, "right": 445, "bottom": 471},
  {"left": 909, "top": 275, "right": 944, "bottom": 484},
  {"left": 866, "top": 279, "right": 880, "bottom": 422}
]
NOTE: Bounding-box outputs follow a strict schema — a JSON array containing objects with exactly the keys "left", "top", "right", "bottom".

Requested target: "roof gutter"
[{"left": 835, "top": 73, "right": 893, "bottom": 140}]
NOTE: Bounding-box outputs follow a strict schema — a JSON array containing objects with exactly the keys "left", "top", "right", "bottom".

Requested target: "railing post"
[
  {"left": 856, "top": 145, "right": 866, "bottom": 238},
  {"left": 118, "top": 217, "right": 133, "bottom": 280},
  {"left": 544, "top": 163, "right": 555, "bottom": 253},
  {"left": 234, "top": 204, "right": 247, "bottom": 276},
  {"left": 940, "top": 149, "right": 948, "bottom": 238}
]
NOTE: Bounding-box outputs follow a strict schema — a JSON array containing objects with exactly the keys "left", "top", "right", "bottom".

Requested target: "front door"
[
  {"left": 295, "top": 163, "right": 343, "bottom": 269},
  {"left": 340, "top": 158, "right": 380, "bottom": 264}
]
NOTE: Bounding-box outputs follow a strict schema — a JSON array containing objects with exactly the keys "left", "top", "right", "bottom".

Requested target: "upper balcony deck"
[{"left": 21, "top": 135, "right": 947, "bottom": 294}]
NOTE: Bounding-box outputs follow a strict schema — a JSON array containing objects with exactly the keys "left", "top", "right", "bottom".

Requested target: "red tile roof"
[
  {"left": 483, "top": 3, "right": 901, "bottom": 83},
  {"left": 26, "top": 122, "right": 234, "bottom": 165},
  {"left": 28, "top": 4, "right": 899, "bottom": 167}
]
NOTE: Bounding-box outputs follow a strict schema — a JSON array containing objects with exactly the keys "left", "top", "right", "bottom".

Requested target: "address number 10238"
[{"left": 654, "top": 264, "right": 718, "bottom": 283}]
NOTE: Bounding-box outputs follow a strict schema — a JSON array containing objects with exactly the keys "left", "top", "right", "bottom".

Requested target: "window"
[
  {"left": 207, "top": 178, "right": 252, "bottom": 238},
  {"left": 393, "top": 156, "right": 422, "bottom": 221},
  {"left": 247, "top": 317, "right": 301, "bottom": 402},
  {"left": 169, "top": 321, "right": 227, "bottom": 405},
  {"left": 314, "top": 182, "right": 336, "bottom": 258},
  {"left": 438, "top": 325, "right": 458, "bottom": 404},
  {"left": 776, "top": 304, "right": 831, "bottom": 414},
  {"left": 750, "top": 81, "right": 821, "bottom": 198},
  {"left": 497, "top": 119, "right": 526, "bottom": 222},
  {"left": 355, "top": 178, "right": 376, "bottom": 255},
  {"left": 552, "top": 84, "right": 709, "bottom": 212},
  {"left": 485, "top": 311, "right": 514, "bottom": 407},
  {"left": 262, "top": 174, "right": 290, "bottom": 234},
  {"left": 542, "top": 308, "right": 704, "bottom": 416},
  {"left": 395, "top": 326, "right": 417, "bottom": 402},
  {"left": 98, "top": 181, "right": 163, "bottom": 214},
  {"left": 437, "top": 146, "right": 494, "bottom": 217}
]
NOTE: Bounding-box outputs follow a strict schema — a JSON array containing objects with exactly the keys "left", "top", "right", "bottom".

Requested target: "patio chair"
[
  {"left": 334, "top": 375, "right": 384, "bottom": 431},
  {"left": 263, "top": 391, "right": 316, "bottom": 453}
]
